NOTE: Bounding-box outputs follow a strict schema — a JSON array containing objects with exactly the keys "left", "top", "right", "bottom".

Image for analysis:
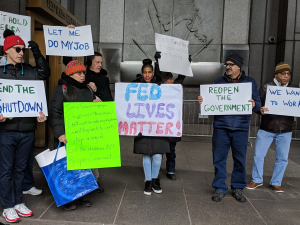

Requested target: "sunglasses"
[{"left": 12, "top": 47, "right": 27, "bottom": 53}]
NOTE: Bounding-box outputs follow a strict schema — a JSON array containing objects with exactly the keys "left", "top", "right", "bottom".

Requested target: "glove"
[
  {"left": 154, "top": 51, "right": 161, "bottom": 62},
  {"left": 28, "top": 41, "right": 40, "bottom": 54},
  {"left": 188, "top": 55, "right": 192, "bottom": 63}
]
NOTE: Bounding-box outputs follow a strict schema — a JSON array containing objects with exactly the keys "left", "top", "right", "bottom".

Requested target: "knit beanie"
[
  {"left": 64, "top": 60, "right": 86, "bottom": 76},
  {"left": 3, "top": 29, "right": 26, "bottom": 53},
  {"left": 275, "top": 62, "right": 291, "bottom": 74},
  {"left": 226, "top": 54, "right": 243, "bottom": 69}
]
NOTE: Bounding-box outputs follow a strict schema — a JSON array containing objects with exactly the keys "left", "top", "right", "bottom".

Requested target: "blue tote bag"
[{"left": 35, "top": 143, "right": 98, "bottom": 207}]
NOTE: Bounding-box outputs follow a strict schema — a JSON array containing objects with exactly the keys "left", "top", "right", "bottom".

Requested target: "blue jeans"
[
  {"left": 0, "top": 131, "right": 35, "bottom": 209},
  {"left": 166, "top": 142, "right": 176, "bottom": 173},
  {"left": 212, "top": 128, "right": 248, "bottom": 193},
  {"left": 252, "top": 129, "right": 292, "bottom": 186},
  {"left": 143, "top": 154, "right": 162, "bottom": 181},
  {"left": 23, "top": 148, "right": 35, "bottom": 191}
]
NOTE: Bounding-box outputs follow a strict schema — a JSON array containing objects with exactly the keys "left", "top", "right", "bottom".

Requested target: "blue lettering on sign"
[
  {"left": 48, "top": 40, "right": 58, "bottom": 48},
  {"left": 137, "top": 84, "right": 148, "bottom": 101},
  {"left": 125, "top": 83, "right": 138, "bottom": 101},
  {"left": 0, "top": 101, "right": 43, "bottom": 114},
  {"left": 283, "top": 100, "right": 297, "bottom": 107},
  {"left": 268, "top": 88, "right": 281, "bottom": 95},
  {"left": 270, "top": 101, "right": 278, "bottom": 105},
  {"left": 69, "top": 30, "right": 80, "bottom": 36},
  {"left": 149, "top": 85, "right": 162, "bottom": 100},
  {"left": 286, "top": 89, "right": 300, "bottom": 96},
  {"left": 48, "top": 29, "right": 62, "bottom": 35}
]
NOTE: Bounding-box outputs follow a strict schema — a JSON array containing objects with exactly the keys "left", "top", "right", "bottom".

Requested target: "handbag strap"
[{"left": 53, "top": 142, "right": 61, "bottom": 164}]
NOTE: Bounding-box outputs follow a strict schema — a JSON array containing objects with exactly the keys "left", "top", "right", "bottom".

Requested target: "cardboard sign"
[
  {"left": 43, "top": 25, "right": 94, "bottom": 56},
  {"left": 0, "top": 79, "right": 48, "bottom": 117},
  {"left": 0, "top": 11, "right": 31, "bottom": 46},
  {"left": 115, "top": 83, "right": 183, "bottom": 137},
  {"left": 155, "top": 33, "right": 193, "bottom": 77},
  {"left": 200, "top": 83, "right": 252, "bottom": 115},
  {"left": 265, "top": 85, "right": 300, "bottom": 117},
  {"left": 64, "top": 102, "right": 121, "bottom": 170}
]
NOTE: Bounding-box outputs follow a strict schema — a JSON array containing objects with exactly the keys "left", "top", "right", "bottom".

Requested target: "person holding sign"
[
  {"left": 246, "top": 62, "right": 298, "bottom": 193},
  {"left": 198, "top": 54, "right": 261, "bottom": 203},
  {"left": 133, "top": 59, "right": 169, "bottom": 195},
  {"left": 0, "top": 29, "right": 50, "bottom": 223},
  {"left": 49, "top": 60, "right": 101, "bottom": 210}
]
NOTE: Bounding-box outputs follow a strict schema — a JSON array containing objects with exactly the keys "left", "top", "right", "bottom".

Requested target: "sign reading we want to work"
[
  {"left": 0, "top": 79, "right": 48, "bottom": 117},
  {"left": 115, "top": 83, "right": 183, "bottom": 137},
  {"left": 200, "top": 83, "right": 252, "bottom": 115},
  {"left": 43, "top": 25, "right": 94, "bottom": 56},
  {"left": 265, "top": 86, "right": 300, "bottom": 117}
]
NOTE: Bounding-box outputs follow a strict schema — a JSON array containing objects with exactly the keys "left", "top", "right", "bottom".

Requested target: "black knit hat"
[{"left": 226, "top": 54, "right": 243, "bottom": 69}]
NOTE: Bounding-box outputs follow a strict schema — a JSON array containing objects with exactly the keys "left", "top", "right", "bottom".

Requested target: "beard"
[{"left": 226, "top": 70, "right": 232, "bottom": 76}]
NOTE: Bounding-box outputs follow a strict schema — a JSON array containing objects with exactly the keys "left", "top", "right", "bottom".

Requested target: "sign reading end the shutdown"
[
  {"left": 0, "top": 79, "right": 48, "bottom": 117},
  {"left": 43, "top": 25, "right": 94, "bottom": 56}
]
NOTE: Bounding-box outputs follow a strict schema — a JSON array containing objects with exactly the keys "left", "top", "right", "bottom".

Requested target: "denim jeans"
[
  {"left": 212, "top": 128, "right": 248, "bottom": 193},
  {"left": 252, "top": 129, "right": 292, "bottom": 186},
  {"left": 23, "top": 147, "right": 35, "bottom": 191},
  {"left": 0, "top": 131, "right": 35, "bottom": 209},
  {"left": 166, "top": 142, "right": 176, "bottom": 173},
  {"left": 143, "top": 154, "right": 162, "bottom": 181}
]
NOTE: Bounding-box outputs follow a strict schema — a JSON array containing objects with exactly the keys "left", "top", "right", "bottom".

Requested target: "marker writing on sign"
[{"left": 0, "top": 101, "right": 43, "bottom": 113}]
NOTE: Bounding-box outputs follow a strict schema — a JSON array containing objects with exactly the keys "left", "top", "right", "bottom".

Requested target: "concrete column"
[{"left": 222, "top": 0, "right": 251, "bottom": 44}]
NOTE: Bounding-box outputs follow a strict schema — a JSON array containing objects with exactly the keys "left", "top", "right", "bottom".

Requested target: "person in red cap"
[{"left": 0, "top": 29, "right": 50, "bottom": 223}]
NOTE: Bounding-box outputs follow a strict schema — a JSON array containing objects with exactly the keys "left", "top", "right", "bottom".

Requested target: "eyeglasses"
[
  {"left": 279, "top": 72, "right": 291, "bottom": 76},
  {"left": 224, "top": 63, "right": 235, "bottom": 67},
  {"left": 12, "top": 47, "right": 27, "bottom": 53}
]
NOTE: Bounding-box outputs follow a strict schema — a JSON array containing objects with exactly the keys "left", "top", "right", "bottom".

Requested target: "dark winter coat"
[
  {"left": 0, "top": 56, "right": 50, "bottom": 132},
  {"left": 212, "top": 71, "right": 261, "bottom": 131},
  {"left": 49, "top": 77, "right": 95, "bottom": 138},
  {"left": 132, "top": 74, "right": 170, "bottom": 155},
  {"left": 85, "top": 68, "right": 113, "bottom": 101},
  {"left": 257, "top": 80, "right": 298, "bottom": 133}
]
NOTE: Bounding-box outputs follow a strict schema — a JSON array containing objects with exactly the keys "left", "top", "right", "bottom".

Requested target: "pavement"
[{"left": 1, "top": 136, "right": 300, "bottom": 225}]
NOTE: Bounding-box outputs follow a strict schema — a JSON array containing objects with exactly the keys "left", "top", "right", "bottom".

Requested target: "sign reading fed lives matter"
[
  {"left": 43, "top": 25, "right": 94, "bottom": 56},
  {"left": 200, "top": 83, "right": 252, "bottom": 115},
  {"left": 265, "top": 85, "right": 300, "bottom": 117},
  {"left": 0, "top": 79, "right": 48, "bottom": 117},
  {"left": 155, "top": 33, "right": 193, "bottom": 77},
  {"left": 0, "top": 11, "right": 31, "bottom": 46},
  {"left": 115, "top": 83, "right": 183, "bottom": 137}
]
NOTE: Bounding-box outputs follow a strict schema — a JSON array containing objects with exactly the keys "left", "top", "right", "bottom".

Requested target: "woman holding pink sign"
[{"left": 133, "top": 59, "right": 170, "bottom": 195}]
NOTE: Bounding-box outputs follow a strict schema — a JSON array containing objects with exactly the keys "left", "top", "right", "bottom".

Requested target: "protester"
[
  {"left": 0, "top": 29, "right": 50, "bottom": 223},
  {"left": 154, "top": 51, "right": 188, "bottom": 180},
  {"left": 133, "top": 59, "right": 169, "bottom": 195},
  {"left": 198, "top": 54, "right": 261, "bottom": 203},
  {"left": 48, "top": 60, "right": 100, "bottom": 210},
  {"left": 246, "top": 62, "right": 298, "bottom": 193}
]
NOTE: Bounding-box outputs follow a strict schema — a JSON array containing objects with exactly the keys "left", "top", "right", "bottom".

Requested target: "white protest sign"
[
  {"left": 200, "top": 83, "right": 252, "bottom": 115},
  {"left": 115, "top": 83, "right": 183, "bottom": 137},
  {"left": 0, "top": 11, "right": 31, "bottom": 46},
  {"left": 265, "top": 85, "right": 300, "bottom": 117},
  {"left": 155, "top": 33, "right": 193, "bottom": 77},
  {"left": 43, "top": 25, "right": 94, "bottom": 56},
  {"left": 0, "top": 79, "right": 48, "bottom": 117}
]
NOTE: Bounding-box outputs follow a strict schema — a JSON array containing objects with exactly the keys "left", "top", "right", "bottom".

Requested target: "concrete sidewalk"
[{"left": 1, "top": 136, "right": 300, "bottom": 225}]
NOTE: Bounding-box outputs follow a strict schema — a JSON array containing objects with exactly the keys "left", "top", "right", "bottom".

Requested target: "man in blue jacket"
[{"left": 198, "top": 54, "right": 261, "bottom": 202}]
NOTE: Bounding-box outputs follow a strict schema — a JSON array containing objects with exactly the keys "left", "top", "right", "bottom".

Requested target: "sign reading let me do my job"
[
  {"left": 115, "top": 83, "right": 183, "bottom": 137},
  {"left": 265, "top": 86, "right": 300, "bottom": 117},
  {"left": 200, "top": 83, "right": 252, "bottom": 115},
  {"left": 0, "top": 79, "right": 48, "bottom": 117},
  {"left": 0, "top": 11, "right": 31, "bottom": 46},
  {"left": 155, "top": 33, "right": 193, "bottom": 77},
  {"left": 43, "top": 25, "right": 94, "bottom": 56},
  {"left": 64, "top": 102, "right": 121, "bottom": 170}
]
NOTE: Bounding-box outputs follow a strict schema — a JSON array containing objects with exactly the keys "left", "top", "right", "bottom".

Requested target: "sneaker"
[
  {"left": 269, "top": 185, "right": 284, "bottom": 193},
  {"left": 232, "top": 189, "right": 246, "bottom": 202},
  {"left": 166, "top": 173, "right": 177, "bottom": 180},
  {"left": 23, "top": 186, "right": 42, "bottom": 196},
  {"left": 212, "top": 191, "right": 225, "bottom": 202},
  {"left": 96, "top": 182, "right": 105, "bottom": 193},
  {"left": 14, "top": 203, "right": 33, "bottom": 217},
  {"left": 246, "top": 181, "right": 263, "bottom": 190},
  {"left": 144, "top": 181, "right": 152, "bottom": 195},
  {"left": 2, "top": 208, "right": 20, "bottom": 223},
  {"left": 152, "top": 178, "right": 162, "bottom": 194}
]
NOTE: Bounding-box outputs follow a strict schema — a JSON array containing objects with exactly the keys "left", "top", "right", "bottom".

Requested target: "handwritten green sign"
[{"left": 64, "top": 102, "right": 121, "bottom": 170}]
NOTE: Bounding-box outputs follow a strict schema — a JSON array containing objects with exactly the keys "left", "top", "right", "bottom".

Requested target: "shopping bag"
[{"left": 35, "top": 143, "right": 98, "bottom": 207}]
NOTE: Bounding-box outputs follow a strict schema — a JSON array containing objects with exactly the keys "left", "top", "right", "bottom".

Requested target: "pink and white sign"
[{"left": 115, "top": 83, "right": 183, "bottom": 137}]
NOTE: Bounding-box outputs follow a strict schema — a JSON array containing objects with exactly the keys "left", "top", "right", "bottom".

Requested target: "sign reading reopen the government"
[
  {"left": 43, "top": 25, "right": 94, "bottom": 56},
  {"left": 0, "top": 79, "right": 48, "bottom": 117},
  {"left": 200, "top": 83, "right": 252, "bottom": 115}
]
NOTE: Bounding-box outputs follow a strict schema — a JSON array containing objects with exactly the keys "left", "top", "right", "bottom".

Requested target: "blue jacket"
[{"left": 212, "top": 71, "right": 261, "bottom": 131}]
